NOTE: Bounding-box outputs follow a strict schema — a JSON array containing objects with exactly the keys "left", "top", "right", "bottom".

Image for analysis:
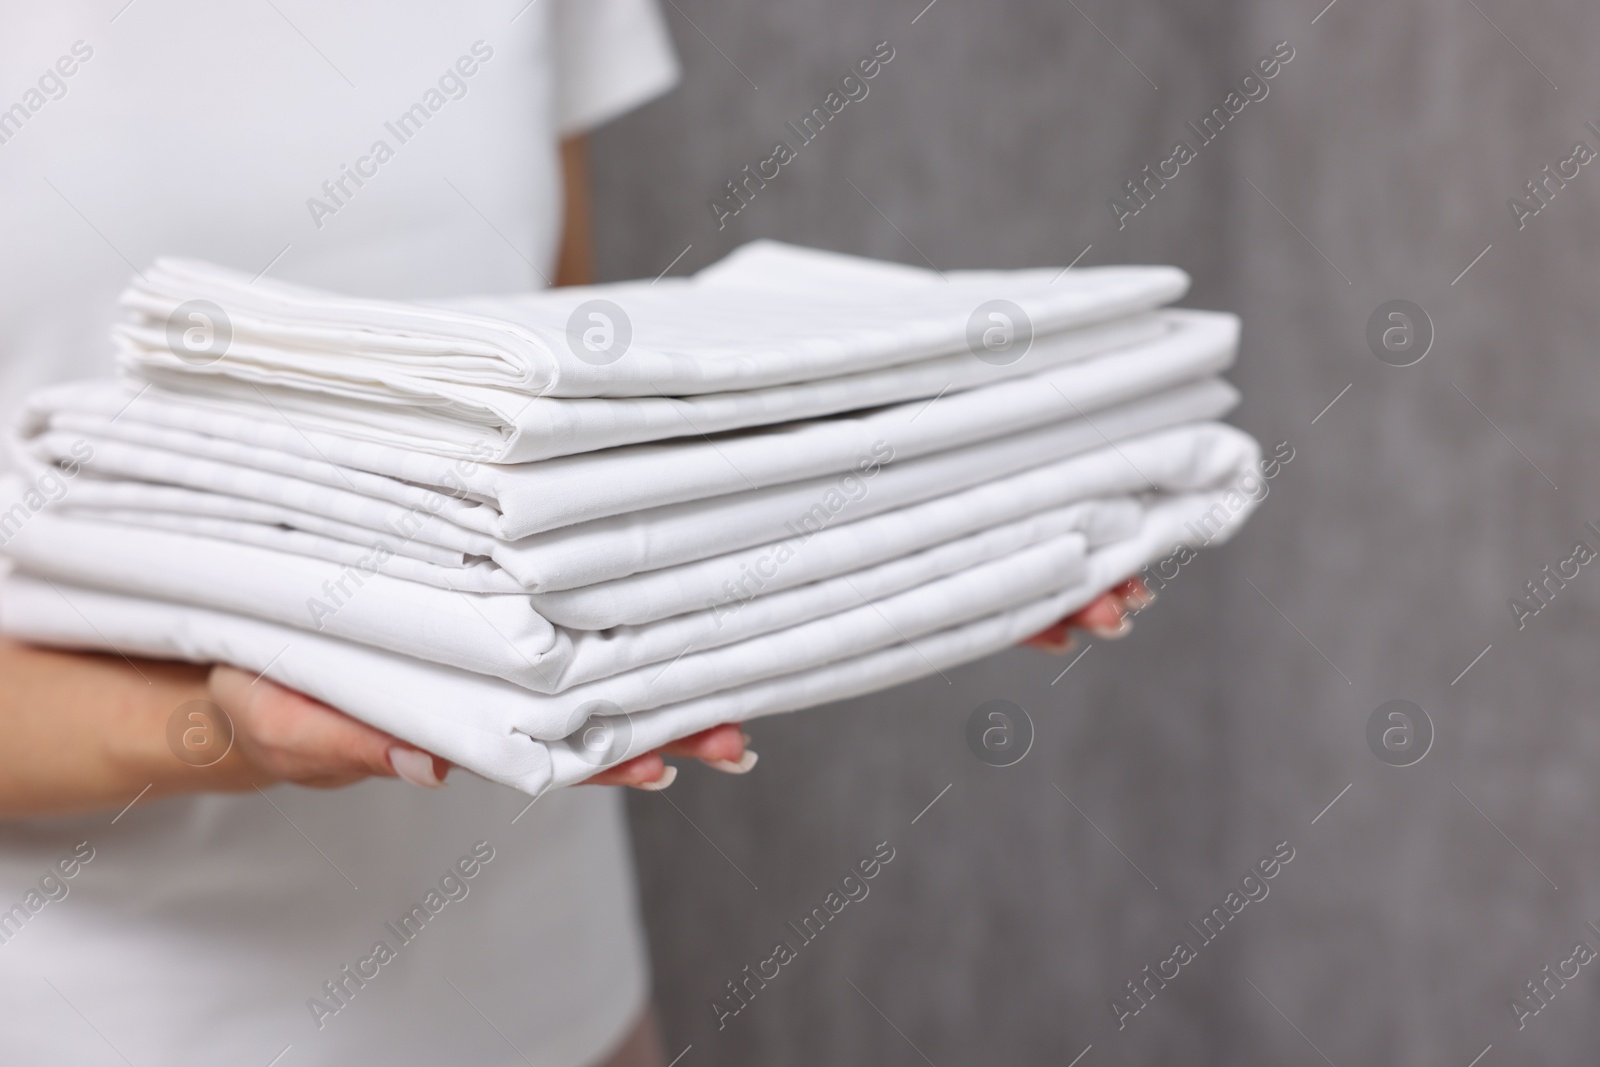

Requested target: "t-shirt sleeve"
[{"left": 550, "top": 0, "right": 680, "bottom": 137}]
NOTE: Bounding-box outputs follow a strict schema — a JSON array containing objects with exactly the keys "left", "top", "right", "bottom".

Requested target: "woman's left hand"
[
  {"left": 580, "top": 723, "right": 753, "bottom": 790},
  {"left": 1024, "top": 577, "right": 1153, "bottom": 653},
  {"left": 576, "top": 577, "right": 1160, "bottom": 786},
  {"left": 584, "top": 579, "right": 1156, "bottom": 787},
  {"left": 598, "top": 578, "right": 1159, "bottom": 791},
  {"left": 578, "top": 577, "right": 1160, "bottom": 786}
]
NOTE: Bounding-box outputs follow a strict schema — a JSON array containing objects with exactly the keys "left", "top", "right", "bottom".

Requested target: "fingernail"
[
  {"left": 635, "top": 765, "right": 678, "bottom": 791},
  {"left": 707, "top": 750, "right": 759, "bottom": 775},
  {"left": 1087, "top": 617, "right": 1134, "bottom": 640},
  {"left": 741, "top": 731, "right": 752, "bottom": 746},
  {"left": 390, "top": 746, "right": 447, "bottom": 788}
]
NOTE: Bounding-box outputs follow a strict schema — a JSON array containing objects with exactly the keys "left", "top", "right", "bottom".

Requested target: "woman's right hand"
[
  {"left": 1023, "top": 577, "right": 1152, "bottom": 653},
  {"left": 0, "top": 640, "right": 453, "bottom": 817},
  {"left": 209, "top": 669, "right": 756, "bottom": 793},
  {"left": 203, "top": 665, "right": 450, "bottom": 791},
  {"left": 0, "top": 640, "right": 754, "bottom": 818}
]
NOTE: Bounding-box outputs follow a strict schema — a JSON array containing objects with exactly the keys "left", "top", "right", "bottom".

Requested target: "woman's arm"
[
  {"left": 0, "top": 636, "right": 751, "bottom": 817},
  {"left": 0, "top": 639, "right": 214, "bottom": 817},
  {"left": 556, "top": 136, "right": 596, "bottom": 287},
  {"left": 0, "top": 639, "right": 442, "bottom": 817}
]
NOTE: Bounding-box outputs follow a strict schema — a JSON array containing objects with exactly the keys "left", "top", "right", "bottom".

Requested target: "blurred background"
[{"left": 593, "top": 1, "right": 1600, "bottom": 1062}]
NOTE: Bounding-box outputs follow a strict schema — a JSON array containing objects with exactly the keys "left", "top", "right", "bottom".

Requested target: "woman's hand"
[
  {"left": 1024, "top": 577, "right": 1153, "bottom": 653},
  {"left": 0, "top": 640, "right": 750, "bottom": 818},
  {"left": 208, "top": 667, "right": 752, "bottom": 793},
  {"left": 580, "top": 723, "right": 754, "bottom": 790},
  {"left": 204, "top": 665, "right": 449, "bottom": 790}
]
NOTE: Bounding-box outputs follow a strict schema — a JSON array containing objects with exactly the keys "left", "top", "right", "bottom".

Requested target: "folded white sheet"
[
  {"left": 52, "top": 497, "right": 473, "bottom": 568},
  {"left": 117, "top": 242, "right": 1188, "bottom": 422},
  {"left": 114, "top": 311, "right": 1168, "bottom": 464},
  {"left": 0, "top": 491, "right": 1242, "bottom": 796},
  {"left": 475, "top": 380, "right": 1241, "bottom": 591},
  {"left": 37, "top": 413, "right": 1195, "bottom": 605},
  {"left": 2, "top": 422, "right": 1262, "bottom": 691},
  {"left": 50, "top": 503, "right": 520, "bottom": 592},
  {"left": 0, "top": 505, "right": 1088, "bottom": 691},
  {"left": 35, "top": 308, "right": 1235, "bottom": 539},
  {"left": 12, "top": 519, "right": 1096, "bottom": 715},
  {"left": 20, "top": 438, "right": 500, "bottom": 558},
  {"left": 27, "top": 381, "right": 1238, "bottom": 593},
  {"left": 528, "top": 419, "right": 1245, "bottom": 627},
  {"left": 7, "top": 534, "right": 1096, "bottom": 739}
]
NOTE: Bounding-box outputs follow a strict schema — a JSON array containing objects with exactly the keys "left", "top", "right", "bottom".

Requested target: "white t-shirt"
[{"left": 0, "top": 3, "right": 678, "bottom": 1064}]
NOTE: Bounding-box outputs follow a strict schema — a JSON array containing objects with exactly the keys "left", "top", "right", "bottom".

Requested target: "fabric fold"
[
  {"left": 104, "top": 311, "right": 1170, "bottom": 463},
  {"left": 117, "top": 241, "right": 1189, "bottom": 409}
]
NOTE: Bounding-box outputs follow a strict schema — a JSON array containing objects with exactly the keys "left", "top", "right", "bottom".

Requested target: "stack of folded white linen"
[{"left": 0, "top": 241, "right": 1264, "bottom": 796}]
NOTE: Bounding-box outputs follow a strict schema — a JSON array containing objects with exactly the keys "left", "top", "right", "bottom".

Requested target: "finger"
[
  {"left": 387, "top": 747, "right": 452, "bottom": 789},
  {"left": 1023, "top": 621, "right": 1076, "bottom": 653},
  {"left": 228, "top": 670, "right": 398, "bottom": 779},
  {"left": 1025, "top": 591, "right": 1129, "bottom": 648},
  {"left": 579, "top": 751, "right": 673, "bottom": 789},
  {"left": 1115, "top": 577, "right": 1155, "bottom": 611},
  {"left": 1064, "top": 592, "right": 1129, "bottom": 637},
  {"left": 659, "top": 723, "right": 754, "bottom": 774},
  {"left": 1025, "top": 577, "right": 1153, "bottom": 653},
  {"left": 209, "top": 665, "right": 446, "bottom": 786}
]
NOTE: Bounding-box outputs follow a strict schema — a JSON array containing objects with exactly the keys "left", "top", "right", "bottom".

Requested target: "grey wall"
[{"left": 593, "top": 1, "right": 1600, "bottom": 1062}]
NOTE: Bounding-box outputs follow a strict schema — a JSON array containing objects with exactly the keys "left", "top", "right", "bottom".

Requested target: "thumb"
[{"left": 208, "top": 664, "right": 443, "bottom": 785}]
